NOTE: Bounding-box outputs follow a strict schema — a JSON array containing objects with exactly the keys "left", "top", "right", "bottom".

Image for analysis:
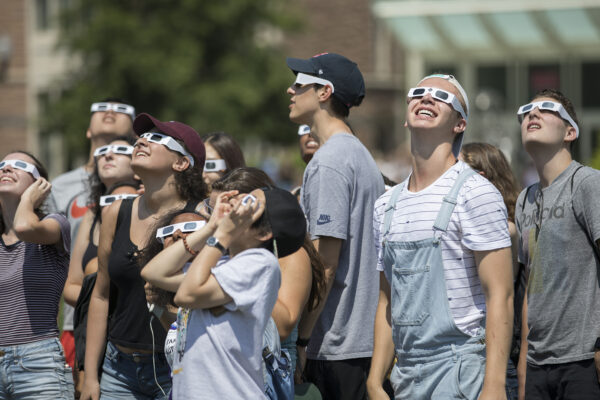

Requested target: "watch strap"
[{"left": 207, "top": 236, "right": 227, "bottom": 255}]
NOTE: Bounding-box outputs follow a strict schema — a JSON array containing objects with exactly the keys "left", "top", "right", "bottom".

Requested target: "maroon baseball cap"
[{"left": 133, "top": 113, "right": 206, "bottom": 167}]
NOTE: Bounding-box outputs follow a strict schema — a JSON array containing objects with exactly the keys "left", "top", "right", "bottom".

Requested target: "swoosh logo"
[{"left": 70, "top": 197, "right": 89, "bottom": 219}]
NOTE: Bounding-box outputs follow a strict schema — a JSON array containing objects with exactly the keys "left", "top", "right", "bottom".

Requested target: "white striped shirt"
[
  {"left": 0, "top": 214, "right": 70, "bottom": 345},
  {"left": 373, "top": 161, "right": 511, "bottom": 336}
]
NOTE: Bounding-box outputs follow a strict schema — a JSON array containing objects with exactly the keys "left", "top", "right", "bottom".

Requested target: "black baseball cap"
[
  {"left": 263, "top": 187, "right": 306, "bottom": 258},
  {"left": 286, "top": 53, "right": 365, "bottom": 108}
]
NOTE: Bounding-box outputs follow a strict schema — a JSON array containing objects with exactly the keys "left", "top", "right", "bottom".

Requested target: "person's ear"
[
  {"left": 564, "top": 125, "right": 577, "bottom": 144},
  {"left": 478, "top": 171, "right": 485, "bottom": 177},
  {"left": 172, "top": 156, "right": 191, "bottom": 172},
  {"left": 453, "top": 118, "right": 467, "bottom": 134},
  {"left": 255, "top": 230, "right": 273, "bottom": 242},
  {"left": 317, "top": 85, "right": 333, "bottom": 103}
]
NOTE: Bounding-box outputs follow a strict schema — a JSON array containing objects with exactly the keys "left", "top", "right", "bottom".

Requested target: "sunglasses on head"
[
  {"left": 204, "top": 159, "right": 227, "bottom": 172},
  {"left": 99, "top": 194, "right": 139, "bottom": 207},
  {"left": 407, "top": 87, "right": 468, "bottom": 121},
  {"left": 90, "top": 102, "right": 136, "bottom": 119},
  {"left": 0, "top": 159, "right": 41, "bottom": 179},
  {"left": 156, "top": 220, "right": 206, "bottom": 243},
  {"left": 516, "top": 101, "right": 579, "bottom": 138},
  {"left": 293, "top": 73, "right": 335, "bottom": 92},
  {"left": 138, "top": 132, "right": 195, "bottom": 166},
  {"left": 94, "top": 144, "right": 134, "bottom": 158}
]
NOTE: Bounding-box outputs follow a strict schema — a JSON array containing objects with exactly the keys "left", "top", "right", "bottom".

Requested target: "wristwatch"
[
  {"left": 594, "top": 337, "right": 600, "bottom": 350},
  {"left": 206, "top": 236, "right": 227, "bottom": 255}
]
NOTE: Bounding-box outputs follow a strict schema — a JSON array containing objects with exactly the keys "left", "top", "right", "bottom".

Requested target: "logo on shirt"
[
  {"left": 69, "top": 195, "right": 89, "bottom": 219},
  {"left": 317, "top": 214, "right": 332, "bottom": 225}
]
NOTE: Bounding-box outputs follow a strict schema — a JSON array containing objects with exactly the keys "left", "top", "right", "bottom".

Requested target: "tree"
[{"left": 43, "top": 0, "right": 301, "bottom": 167}]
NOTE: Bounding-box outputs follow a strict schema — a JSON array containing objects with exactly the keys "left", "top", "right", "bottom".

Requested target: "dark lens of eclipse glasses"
[
  {"left": 412, "top": 88, "right": 426, "bottom": 96},
  {"left": 435, "top": 90, "right": 449, "bottom": 100}
]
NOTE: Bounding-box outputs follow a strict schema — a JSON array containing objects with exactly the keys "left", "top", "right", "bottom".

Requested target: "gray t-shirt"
[
  {"left": 516, "top": 161, "right": 600, "bottom": 365},
  {"left": 301, "top": 132, "right": 384, "bottom": 360},
  {"left": 47, "top": 166, "right": 90, "bottom": 331}
]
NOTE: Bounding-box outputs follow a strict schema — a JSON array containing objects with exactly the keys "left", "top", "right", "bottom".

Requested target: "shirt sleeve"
[
  {"left": 373, "top": 196, "right": 386, "bottom": 273},
  {"left": 572, "top": 171, "right": 600, "bottom": 244},
  {"left": 302, "top": 164, "right": 351, "bottom": 240},
  {"left": 45, "top": 214, "right": 71, "bottom": 254},
  {"left": 514, "top": 189, "right": 527, "bottom": 265},
  {"left": 212, "top": 249, "right": 281, "bottom": 312},
  {"left": 459, "top": 176, "right": 512, "bottom": 251}
]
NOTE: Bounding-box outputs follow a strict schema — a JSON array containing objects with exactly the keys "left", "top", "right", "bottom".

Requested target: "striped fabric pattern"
[
  {"left": 0, "top": 214, "right": 70, "bottom": 345},
  {"left": 373, "top": 161, "right": 511, "bottom": 336}
]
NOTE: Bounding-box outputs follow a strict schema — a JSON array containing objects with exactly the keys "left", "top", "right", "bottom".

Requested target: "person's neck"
[
  {"left": 311, "top": 112, "right": 350, "bottom": 145},
  {"left": 137, "top": 177, "right": 185, "bottom": 219},
  {"left": 530, "top": 146, "right": 573, "bottom": 188},
  {"left": 409, "top": 133, "right": 456, "bottom": 192}
]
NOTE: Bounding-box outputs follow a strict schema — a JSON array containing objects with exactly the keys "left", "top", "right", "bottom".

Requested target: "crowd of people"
[{"left": 0, "top": 51, "right": 598, "bottom": 400}]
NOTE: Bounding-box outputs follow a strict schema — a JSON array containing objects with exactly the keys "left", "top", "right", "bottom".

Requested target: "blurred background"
[{"left": 1, "top": 0, "right": 600, "bottom": 189}]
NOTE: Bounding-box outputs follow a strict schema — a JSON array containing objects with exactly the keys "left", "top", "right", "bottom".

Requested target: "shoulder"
[
  {"left": 459, "top": 164, "right": 503, "bottom": 203},
  {"left": 572, "top": 164, "right": 600, "bottom": 193},
  {"left": 235, "top": 248, "right": 278, "bottom": 266}
]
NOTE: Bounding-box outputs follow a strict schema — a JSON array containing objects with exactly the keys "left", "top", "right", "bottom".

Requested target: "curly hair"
[{"left": 172, "top": 137, "right": 209, "bottom": 202}]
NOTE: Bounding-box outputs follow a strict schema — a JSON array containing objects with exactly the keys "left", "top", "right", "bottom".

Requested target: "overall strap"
[
  {"left": 382, "top": 182, "right": 406, "bottom": 238},
  {"left": 433, "top": 168, "right": 477, "bottom": 232}
]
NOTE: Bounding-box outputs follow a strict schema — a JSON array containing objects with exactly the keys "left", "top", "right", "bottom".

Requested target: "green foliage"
[{"left": 43, "top": 0, "right": 302, "bottom": 167}]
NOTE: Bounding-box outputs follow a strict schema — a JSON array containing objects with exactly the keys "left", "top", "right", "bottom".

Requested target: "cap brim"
[
  {"left": 286, "top": 57, "right": 316, "bottom": 75},
  {"left": 133, "top": 113, "right": 161, "bottom": 136}
]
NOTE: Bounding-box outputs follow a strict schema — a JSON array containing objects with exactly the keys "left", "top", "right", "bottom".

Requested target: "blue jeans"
[
  {"left": 0, "top": 337, "right": 74, "bottom": 399},
  {"left": 100, "top": 341, "right": 171, "bottom": 399}
]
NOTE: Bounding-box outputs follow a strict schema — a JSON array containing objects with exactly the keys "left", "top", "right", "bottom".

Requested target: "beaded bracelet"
[{"left": 182, "top": 236, "right": 198, "bottom": 256}]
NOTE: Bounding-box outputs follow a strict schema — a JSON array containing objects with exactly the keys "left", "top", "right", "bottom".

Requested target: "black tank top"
[
  {"left": 107, "top": 199, "right": 167, "bottom": 350},
  {"left": 81, "top": 217, "right": 98, "bottom": 271}
]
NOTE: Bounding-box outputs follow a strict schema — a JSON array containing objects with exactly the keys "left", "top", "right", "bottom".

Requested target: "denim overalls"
[{"left": 382, "top": 168, "right": 486, "bottom": 399}]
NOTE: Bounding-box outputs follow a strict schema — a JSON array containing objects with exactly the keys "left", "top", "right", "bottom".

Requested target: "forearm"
[
  {"left": 14, "top": 200, "right": 50, "bottom": 243},
  {"left": 297, "top": 265, "right": 336, "bottom": 339},
  {"left": 83, "top": 294, "right": 109, "bottom": 380},
  {"left": 483, "top": 291, "right": 513, "bottom": 388},
  {"left": 141, "top": 225, "right": 215, "bottom": 285},
  {"left": 63, "top": 282, "right": 82, "bottom": 307},
  {"left": 174, "top": 246, "right": 222, "bottom": 308},
  {"left": 272, "top": 300, "right": 295, "bottom": 340},
  {"left": 367, "top": 277, "right": 395, "bottom": 387}
]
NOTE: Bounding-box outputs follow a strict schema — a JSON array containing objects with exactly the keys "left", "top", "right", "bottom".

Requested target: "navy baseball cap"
[{"left": 286, "top": 53, "right": 365, "bottom": 108}]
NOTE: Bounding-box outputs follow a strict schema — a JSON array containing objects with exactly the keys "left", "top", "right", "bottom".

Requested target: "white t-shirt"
[
  {"left": 171, "top": 248, "right": 281, "bottom": 399},
  {"left": 373, "top": 161, "right": 511, "bottom": 336}
]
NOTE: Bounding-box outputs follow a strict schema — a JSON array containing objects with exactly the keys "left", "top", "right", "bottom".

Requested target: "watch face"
[{"left": 207, "top": 236, "right": 217, "bottom": 246}]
